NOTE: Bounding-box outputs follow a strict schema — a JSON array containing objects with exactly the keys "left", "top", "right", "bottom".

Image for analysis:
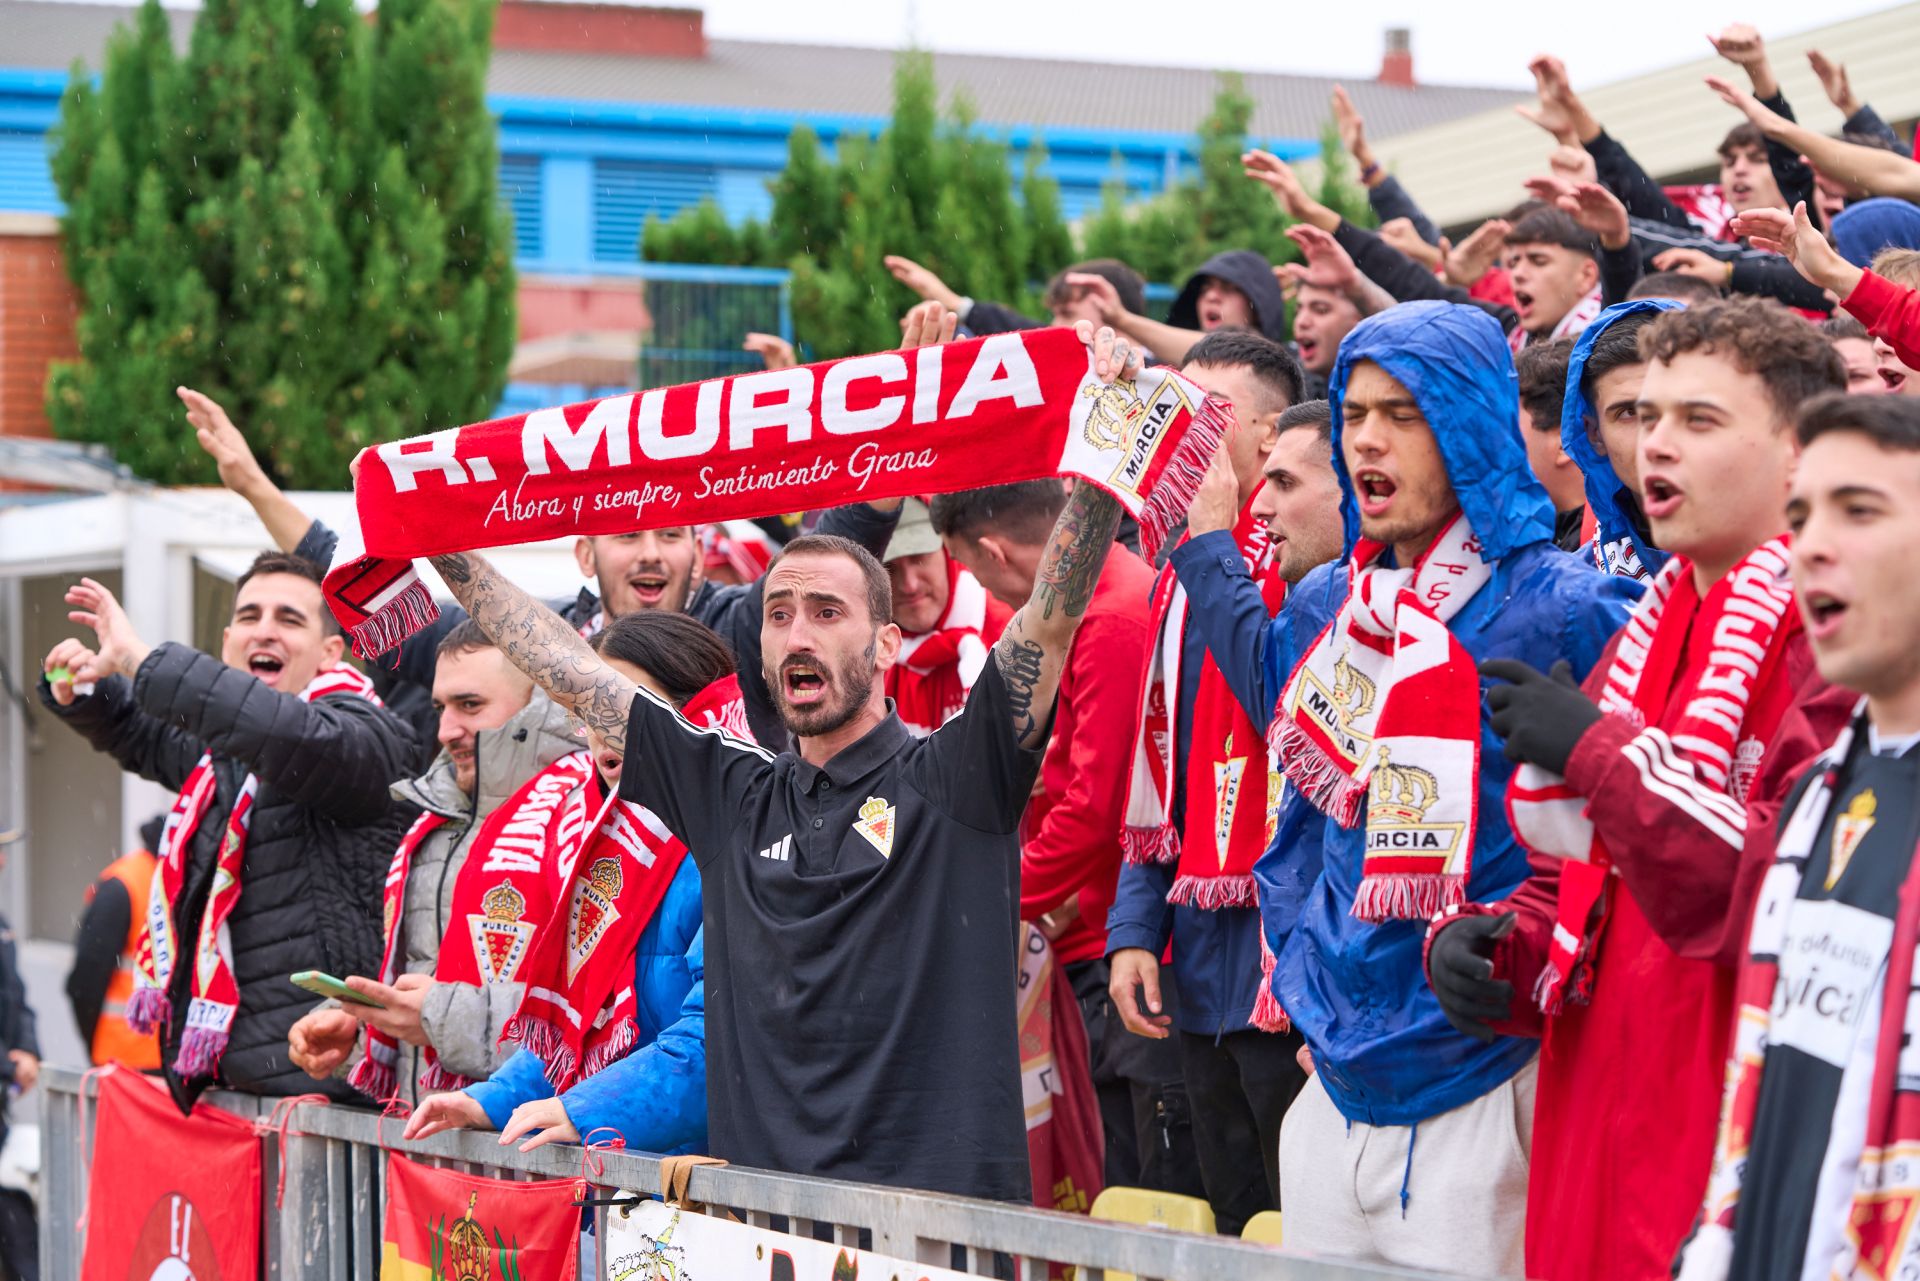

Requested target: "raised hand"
[
  {"left": 1548, "top": 143, "right": 1598, "bottom": 186},
  {"left": 1730, "top": 202, "right": 1863, "bottom": 299},
  {"left": 1286, "top": 223, "right": 1365, "bottom": 293},
  {"left": 1807, "top": 50, "right": 1860, "bottom": 117},
  {"left": 1243, "top": 149, "right": 1339, "bottom": 231},
  {"left": 1073, "top": 319, "right": 1144, "bottom": 386},
  {"left": 898, "top": 299, "right": 958, "bottom": 349},
  {"left": 1379, "top": 217, "right": 1442, "bottom": 271},
  {"left": 1515, "top": 55, "right": 1587, "bottom": 145},
  {"left": 179, "top": 387, "right": 271, "bottom": 498},
  {"left": 1707, "top": 22, "right": 1775, "bottom": 96},
  {"left": 1061, "top": 272, "right": 1127, "bottom": 324},
  {"left": 1444, "top": 218, "right": 1513, "bottom": 287},
  {"left": 1187, "top": 435, "right": 1242, "bottom": 537},
  {"left": 1330, "top": 85, "right": 1377, "bottom": 180},
  {"left": 1651, "top": 246, "right": 1734, "bottom": 287},
  {"left": 882, "top": 255, "right": 964, "bottom": 312},
  {"left": 742, "top": 332, "right": 797, "bottom": 371},
  {"left": 1705, "top": 75, "right": 1790, "bottom": 138},
  {"left": 64, "top": 578, "right": 151, "bottom": 682},
  {"left": 1532, "top": 177, "right": 1631, "bottom": 250},
  {"left": 403, "top": 1091, "right": 491, "bottom": 1142}
]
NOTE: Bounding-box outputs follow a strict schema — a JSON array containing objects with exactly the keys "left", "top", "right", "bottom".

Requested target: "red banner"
[
  {"left": 80, "top": 1067, "right": 261, "bottom": 1281},
  {"left": 1019, "top": 924, "right": 1103, "bottom": 1218},
  {"left": 380, "top": 1153, "right": 583, "bottom": 1281}
]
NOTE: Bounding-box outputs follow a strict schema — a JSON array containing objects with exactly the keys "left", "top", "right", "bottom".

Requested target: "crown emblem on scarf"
[
  {"left": 1080, "top": 380, "right": 1148, "bottom": 450},
  {"left": 1367, "top": 748, "right": 1439, "bottom": 825},
  {"left": 1331, "top": 648, "right": 1377, "bottom": 724},
  {"left": 587, "top": 857, "right": 623, "bottom": 899},
  {"left": 482, "top": 881, "right": 526, "bottom": 923}
]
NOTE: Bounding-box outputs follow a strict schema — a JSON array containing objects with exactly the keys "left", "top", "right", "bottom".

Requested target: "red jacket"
[
  {"left": 1019, "top": 546, "right": 1156, "bottom": 966},
  {"left": 1845, "top": 269, "right": 1920, "bottom": 371},
  {"left": 1469, "top": 628, "right": 1854, "bottom": 1281}
]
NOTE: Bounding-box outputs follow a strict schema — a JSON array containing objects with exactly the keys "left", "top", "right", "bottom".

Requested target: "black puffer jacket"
[{"left": 40, "top": 643, "right": 415, "bottom": 1113}]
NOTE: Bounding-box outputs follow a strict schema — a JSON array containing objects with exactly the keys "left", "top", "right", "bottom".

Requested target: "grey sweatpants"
[{"left": 1277, "top": 1056, "right": 1535, "bottom": 1277}]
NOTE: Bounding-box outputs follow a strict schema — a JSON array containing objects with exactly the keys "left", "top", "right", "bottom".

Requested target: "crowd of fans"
[{"left": 35, "top": 23, "right": 1920, "bottom": 1281}]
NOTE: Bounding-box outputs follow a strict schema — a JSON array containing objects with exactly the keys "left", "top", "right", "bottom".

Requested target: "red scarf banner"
[
  {"left": 1121, "top": 499, "right": 1287, "bottom": 910},
  {"left": 81, "top": 1067, "right": 261, "bottom": 1281},
  {"left": 1506, "top": 538, "right": 1799, "bottom": 1012},
  {"left": 352, "top": 751, "right": 595, "bottom": 1101},
  {"left": 129, "top": 665, "right": 381, "bottom": 1080},
  {"left": 326, "top": 329, "right": 1228, "bottom": 656},
  {"left": 1018, "top": 924, "right": 1103, "bottom": 1222},
  {"left": 505, "top": 675, "right": 751, "bottom": 1091},
  {"left": 380, "top": 1153, "right": 583, "bottom": 1281},
  {"left": 1270, "top": 514, "right": 1491, "bottom": 922}
]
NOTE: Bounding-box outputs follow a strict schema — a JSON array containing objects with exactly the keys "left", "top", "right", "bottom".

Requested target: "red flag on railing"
[
  {"left": 80, "top": 1067, "right": 261, "bottom": 1281},
  {"left": 380, "top": 1153, "right": 584, "bottom": 1280}
]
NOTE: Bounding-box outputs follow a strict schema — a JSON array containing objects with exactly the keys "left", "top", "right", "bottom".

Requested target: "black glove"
[
  {"left": 1428, "top": 912, "right": 1517, "bottom": 1042},
  {"left": 1480, "top": 658, "right": 1602, "bottom": 774}
]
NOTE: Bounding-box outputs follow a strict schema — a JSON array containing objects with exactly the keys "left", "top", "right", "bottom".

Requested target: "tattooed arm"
[
  {"left": 991, "top": 323, "right": 1136, "bottom": 749},
  {"left": 428, "top": 552, "right": 636, "bottom": 756}
]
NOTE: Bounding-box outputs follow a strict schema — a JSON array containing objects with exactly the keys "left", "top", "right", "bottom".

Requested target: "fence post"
[{"left": 277, "top": 1117, "right": 335, "bottom": 1279}]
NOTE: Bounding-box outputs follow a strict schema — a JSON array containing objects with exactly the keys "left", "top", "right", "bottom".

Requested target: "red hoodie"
[
  {"left": 1450, "top": 623, "right": 1853, "bottom": 1281},
  {"left": 1845, "top": 269, "right": 1920, "bottom": 371},
  {"left": 1020, "top": 545, "right": 1156, "bottom": 966}
]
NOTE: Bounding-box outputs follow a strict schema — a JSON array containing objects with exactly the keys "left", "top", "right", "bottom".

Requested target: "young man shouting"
[
  {"left": 285, "top": 621, "right": 583, "bottom": 1105},
  {"left": 1680, "top": 394, "right": 1920, "bottom": 1281},
  {"left": 421, "top": 323, "right": 1146, "bottom": 1202},
  {"left": 1431, "top": 299, "right": 1854, "bottom": 1281},
  {"left": 1177, "top": 300, "right": 1640, "bottom": 1273}
]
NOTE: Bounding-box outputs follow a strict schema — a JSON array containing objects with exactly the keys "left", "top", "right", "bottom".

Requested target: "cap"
[{"left": 883, "top": 498, "right": 942, "bottom": 562}]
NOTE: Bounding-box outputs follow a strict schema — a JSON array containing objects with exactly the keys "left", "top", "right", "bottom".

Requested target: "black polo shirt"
[{"left": 619, "top": 661, "right": 1044, "bottom": 1202}]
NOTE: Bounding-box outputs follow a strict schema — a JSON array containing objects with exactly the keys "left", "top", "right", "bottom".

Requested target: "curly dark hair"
[{"left": 1637, "top": 298, "right": 1846, "bottom": 424}]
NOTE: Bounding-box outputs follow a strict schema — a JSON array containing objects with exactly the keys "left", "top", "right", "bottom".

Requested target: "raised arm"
[
  {"left": 1708, "top": 75, "right": 1920, "bottom": 203},
  {"left": 1062, "top": 273, "right": 1204, "bottom": 365},
  {"left": 179, "top": 388, "right": 314, "bottom": 553},
  {"left": 428, "top": 551, "right": 636, "bottom": 756},
  {"left": 989, "top": 326, "right": 1136, "bottom": 749}
]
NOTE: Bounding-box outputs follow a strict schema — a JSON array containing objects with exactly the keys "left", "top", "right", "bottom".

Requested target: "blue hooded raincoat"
[
  {"left": 1561, "top": 298, "right": 1684, "bottom": 579},
  {"left": 1171, "top": 301, "right": 1640, "bottom": 1126}
]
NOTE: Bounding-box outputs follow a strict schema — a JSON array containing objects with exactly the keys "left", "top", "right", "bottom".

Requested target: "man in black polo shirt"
[{"left": 427, "top": 323, "right": 1144, "bottom": 1201}]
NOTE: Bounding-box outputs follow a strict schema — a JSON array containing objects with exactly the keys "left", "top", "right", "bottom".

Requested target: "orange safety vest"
[{"left": 89, "top": 851, "right": 161, "bottom": 1070}]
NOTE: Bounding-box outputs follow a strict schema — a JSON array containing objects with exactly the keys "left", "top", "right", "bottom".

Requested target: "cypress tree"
[{"left": 49, "top": 0, "right": 515, "bottom": 488}]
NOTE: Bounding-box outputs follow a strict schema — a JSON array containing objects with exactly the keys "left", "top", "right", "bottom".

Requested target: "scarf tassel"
[
  {"left": 1166, "top": 873, "right": 1257, "bottom": 910},
  {"left": 581, "top": 1020, "right": 638, "bottom": 1081},
  {"left": 1120, "top": 824, "right": 1182, "bottom": 866},
  {"left": 1135, "top": 393, "right": 1231, "bottom": 566},
  {"left": 1351, "top": 872, "right": 1465, "bottom": 925},
  {"left": 125, "top": 985, "right": 170, "bottom": 1038},
  {"left": 1250, "top": 933, "right": 1290, "bottom": 1033},
  {"left": 1267, "top": 718, "right": 1368, "bottom": 828},
  {"left": 504, "top": 1014, "right": 574, "bottom": 1089},
  {"left": 344, "top": 571, "right": 439, "bottom": 662},
  {"left": 416, "top": 1060, "right": 476, "bottom": 1096},
  {"left": 347, "top": 1052, "right": 397, "bottom": 1105},
  {"left": 175, "top": 1027, "right": 229, "bottom": 1081}
]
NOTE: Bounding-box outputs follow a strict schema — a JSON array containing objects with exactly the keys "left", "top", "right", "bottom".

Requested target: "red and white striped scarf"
[
  {"left": 350, "top": 751, "right": 594, "bottom": 1101},
  {"left": 1120, "top": 500, "right": 1285, "bottom": 913},
  {"left": 504, "top": 675, "right": 751, "bottom": 1092},
  {"left": 1508, "top": 284, "right": 1605, "bottom": 355},
  {"left": 127, "top": 665, "right": 380, "bottom": 1081},
  {"left": 1507, "top": 539, "right": 1798, "bottom": 1012},
  {"left": 1678, "top": 705, "right": 1920, "bottom": 1281},
  {"left": 887, "top": 558, "right": 1007, "bottom": 738},
  {"left": 1270, "top": 514, "right": 1491, "bottom": 922}
]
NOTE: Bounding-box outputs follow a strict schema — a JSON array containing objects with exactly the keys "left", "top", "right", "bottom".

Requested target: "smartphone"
[{"left": 290, "top": 970, "right": 385, "bottom": 1008}]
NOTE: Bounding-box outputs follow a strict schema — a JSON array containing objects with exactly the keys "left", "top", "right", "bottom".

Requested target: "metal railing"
[{"left": 37, "top": 1067, "right": 1462, "bottom": 1281}]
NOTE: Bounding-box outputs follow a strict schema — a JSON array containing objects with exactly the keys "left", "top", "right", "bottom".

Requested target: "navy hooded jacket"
[
  {"left": 1561, "top": 298, "right": 1683, "bottom": 580},
  {"left": 1172, "top": 301, "right": 1640, "bottom": 1126}
]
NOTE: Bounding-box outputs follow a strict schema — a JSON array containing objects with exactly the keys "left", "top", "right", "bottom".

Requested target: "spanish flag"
[{"left": 380, "top": 1153, "right": 584, "bottom": 1280}]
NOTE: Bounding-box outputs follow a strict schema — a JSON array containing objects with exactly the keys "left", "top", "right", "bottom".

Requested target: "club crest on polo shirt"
[
  {"left": 854, "top": 796, "right": 897, "bottom": 859},
  {"left": 1829, "top": 789, "right": 1877, "bottom": 891},
  {"left": 470, "top": 880, "right": 534, "bottom": 983}
]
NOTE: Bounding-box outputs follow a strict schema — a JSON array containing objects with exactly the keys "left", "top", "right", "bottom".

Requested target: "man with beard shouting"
[{"left": 419, "top": 323, "right": 1144, "bottom": 1202}]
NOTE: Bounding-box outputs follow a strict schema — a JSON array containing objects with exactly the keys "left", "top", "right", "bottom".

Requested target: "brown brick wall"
[{"left": 0, "top": 216, "right": 78, "bottom": 440}]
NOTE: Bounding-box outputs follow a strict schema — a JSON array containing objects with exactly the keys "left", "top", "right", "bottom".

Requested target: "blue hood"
[
  {"left": 1832, "top": 197, "right": 1920, "bottom": 268},
  {"left": 1327, "top": 300, "right": 1552, "bottom": 562},
  {"left": 1560, "top": 299, "right": 1683, "bottom": 577}
]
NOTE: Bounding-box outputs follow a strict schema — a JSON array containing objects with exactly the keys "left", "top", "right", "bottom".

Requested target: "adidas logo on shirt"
[{"left": 757, "top": 834, "right": 793, "bottom": 863}]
